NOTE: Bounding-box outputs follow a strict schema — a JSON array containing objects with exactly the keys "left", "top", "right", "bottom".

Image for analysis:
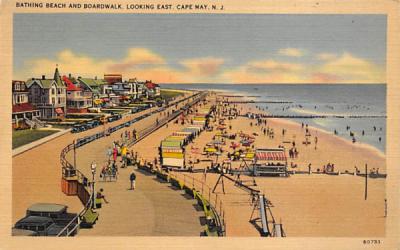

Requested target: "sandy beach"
[{"left": 131, "top": 92, "right": 386, "bottom": 237}]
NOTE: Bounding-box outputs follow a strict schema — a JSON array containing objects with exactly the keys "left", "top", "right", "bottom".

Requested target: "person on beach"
[
  {"left": 130, "top": 172, "right": 136, "bottom": 190},
  {"left": 308, "top": 163, "right": 312, "bottom": 174},
  {"left": 314, "top": 136, "right": 318, "bottom": 150}
]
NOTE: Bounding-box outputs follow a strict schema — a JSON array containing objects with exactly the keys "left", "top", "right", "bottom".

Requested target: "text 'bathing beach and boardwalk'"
[{"left": 15, "top": 2, "right": 224, "bottom": 10}]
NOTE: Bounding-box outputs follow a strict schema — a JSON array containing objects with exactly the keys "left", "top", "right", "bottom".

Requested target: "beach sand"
[{"left": 135, "top": 93, "right": 386, "bottom": 237}]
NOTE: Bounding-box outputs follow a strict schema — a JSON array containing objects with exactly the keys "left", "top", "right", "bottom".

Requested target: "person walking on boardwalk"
[
  {"left": 107, "top": 147, "right": 112, "bottom": 161},
  {"left": 121, "top": 144, "right": 128, "bottom": 167},
  {"left": 113, "top": 147, "right": 118, "bottom": 162},
  {"left": 96, "top": 188, "right": 109, "bottom": 208},
  {"left": 130, "top": 172, "right": 137, "bottom": 190}
]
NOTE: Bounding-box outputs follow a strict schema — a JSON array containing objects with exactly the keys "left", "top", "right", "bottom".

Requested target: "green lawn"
[
  {"left": 12, "top": 129, "right": 58, "bottom": 149},
  {"left": 160, "top": 89, "right": 184, "bottom": 100}
]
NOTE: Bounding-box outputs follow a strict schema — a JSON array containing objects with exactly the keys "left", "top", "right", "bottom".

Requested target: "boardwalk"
[{"left": 13, "top": 93, "right": 204, "bottom": 236}]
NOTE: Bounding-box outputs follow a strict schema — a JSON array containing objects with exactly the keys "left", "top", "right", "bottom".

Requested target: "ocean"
[{"left": 163, "top": 84, "right": 386, "bottom": 153}]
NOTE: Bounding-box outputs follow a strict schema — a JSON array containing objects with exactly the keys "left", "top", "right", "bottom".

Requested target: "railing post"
[{"left": 73, "top": 141, "right": 76, "bottom": 168}]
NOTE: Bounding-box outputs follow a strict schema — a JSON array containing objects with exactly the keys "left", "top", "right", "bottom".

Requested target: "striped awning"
[{"left": 256, "top": 150, "right": 287, "bottom": 161}]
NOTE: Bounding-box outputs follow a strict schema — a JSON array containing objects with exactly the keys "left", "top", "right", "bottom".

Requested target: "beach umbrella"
[
  {"left": 205, "top": 147, "right": 217, "bottom": 153},
  {"left": 230, "top": 142, "right": 240, "bottom": 149}
]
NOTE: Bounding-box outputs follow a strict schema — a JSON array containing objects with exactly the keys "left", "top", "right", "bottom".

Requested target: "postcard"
[{"left": 0, "top": 0, "right": 399, "bottom": 249}]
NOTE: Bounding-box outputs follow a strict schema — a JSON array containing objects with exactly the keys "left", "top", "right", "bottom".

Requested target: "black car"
[
  {"left": 14, "top": 216, "right": 65, "bottom": 236},
  {"left": 13, "top": 203, "right": 79, "bottom": 236},
  {"left": 107, "top": 114, "right": 122, "bottom": 122},
  {"left": 27, "top": 203, "right": 77, "bottom": 224},
  {"left": 84, "top": 120, "right": 99, "bottom": 129},
  {"left": 72, "top": 124, "right": 86, "bottom": 133}
]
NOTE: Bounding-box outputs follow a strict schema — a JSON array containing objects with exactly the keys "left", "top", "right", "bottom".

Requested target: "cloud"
[
  {"left": 108, "top": 48, "right": 166, "bottom": 72},
  {"left": 316, "top": 53, "right": 337, "bottom": 61},
  {"left": 278, "top": 48, "right": 305, "bottom": 57},
  {"left": 222, "top": 59, "right": 307, "bottom": 83},
  {"left": 315, "top": 52, "right": 385, "bottom": 83},
  {"left": 247, "top": 59, "right": 304, "bottom": 73},
  {"left": 15, "top": 48, "right": 385, "bottom": 84},
  {"left": 180, "top": 57, "right": 225, "bottom": 77}
]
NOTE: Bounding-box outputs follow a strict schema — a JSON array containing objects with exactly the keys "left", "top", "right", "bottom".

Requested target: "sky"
[{"left": 13, "top": 14, "right": 386, "bottom": 84}]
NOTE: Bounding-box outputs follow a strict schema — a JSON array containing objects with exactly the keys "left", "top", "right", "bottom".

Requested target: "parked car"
[
  {"left": 13, "top": 203, "right": 79, "bottom": 236},
  {"left": 85, "top": 120, "right": 100, "bottom": 129},
  {"left": 107, "top": 114, "right": 122, "bottom": 122},
  {"left": 72, "top": 124, "right": 86, "bottom": 133},
  {"left": 27, "top": 203, "right": 77, "bottom": 223},
  {"left": 14, "top": 216, "right": 66, "bottom": 236}
]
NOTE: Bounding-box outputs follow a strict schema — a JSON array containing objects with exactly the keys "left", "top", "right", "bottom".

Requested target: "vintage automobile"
[
  {"left": 107, "top": 114, "right": 122, "bottom": 122},
  {"left": 71, "top": 124, "right": 86, "bottom": 133},
  {"left": 13, "top": 203, "right": 79, "bottom": 236},
  {"left": 14, "top": 216, "right": 66, "bottom": 236}
]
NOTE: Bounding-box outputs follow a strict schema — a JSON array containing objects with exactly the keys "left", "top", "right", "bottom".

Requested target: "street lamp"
[{"left": 91, "top": 161, "right": 97, "bottom": 209}]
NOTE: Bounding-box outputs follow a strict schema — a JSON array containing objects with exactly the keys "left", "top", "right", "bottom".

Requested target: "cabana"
[
  {"left": 161, "top": 140, "right": 183, "bottom": 148},
  {"left": 173, "top": 131, "right": 195, "bottom": 142},
  {"left": 252, "top": 148, "right": 288, "bottom": 177},
  {"left": 165, "top": 135, "right": 189, "bottom": 145}
]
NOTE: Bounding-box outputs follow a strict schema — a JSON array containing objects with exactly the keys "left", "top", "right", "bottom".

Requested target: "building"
[
  {"left": 111, "top": 81, "right": 138, "bottom": 99},
  {"left": 12, "top": 80, "right": 41, "bottom": 129},
  {"left": 64, "top": 76, "right": 93, "bottom": 113},
  {"left": 76, "top": 77, "right": 108, "bottom": 99},
  {"left": 104, "top": 74, "right": 122, "bottom": 84},
  {"left": 144, "top": 80, "right": 161, "bottom": 98},
  {"left": 26, "top": 67, "right": 67, "bottom": 119}
]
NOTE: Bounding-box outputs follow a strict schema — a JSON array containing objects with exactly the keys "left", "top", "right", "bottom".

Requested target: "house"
[
  {"left": 12, "top": 80, "right": 41, "bottom": 129},
  {"left": 26, "top": 67, "right": 67, "bottom": 119},
  {"left": 63, "top": 76, "right": 93, "bottom": 113},
  {"left": 135, "top": 81, "right": 146, "bottom": 99},
  {"left": 76, "top": 77, "right": 109, "bottom": 99},
  {"left": 104, "top": 74, "right": 122, "bottom": 84},
  {"left": 144, "top": 80, "right": 161, "bottom": 98},
  {"left": 111, "top": 81, "right": 138, "bottom": 99}
]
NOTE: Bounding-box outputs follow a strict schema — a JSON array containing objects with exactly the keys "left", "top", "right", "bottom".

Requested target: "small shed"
[{"left": 252, "top": 148, "right": 288, "bottom": 177}]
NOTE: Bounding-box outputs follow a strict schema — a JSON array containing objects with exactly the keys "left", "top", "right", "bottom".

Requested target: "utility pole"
[{"left": 364, "top": 164, "right": 368, "bottom": 200}]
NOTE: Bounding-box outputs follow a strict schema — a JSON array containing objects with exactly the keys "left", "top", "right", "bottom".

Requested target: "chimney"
[{"left": 42, "top": 75, "right": 45, "bottom": 80}]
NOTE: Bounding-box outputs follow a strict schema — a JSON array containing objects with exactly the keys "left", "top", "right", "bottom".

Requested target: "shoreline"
[{"left": 216, "top": 89, "right": 386, "bottom": 159}]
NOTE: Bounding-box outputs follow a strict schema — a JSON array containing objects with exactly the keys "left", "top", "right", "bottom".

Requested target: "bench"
[{"left": 80, "top": 209, "right": 99, "bottom": 228}]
